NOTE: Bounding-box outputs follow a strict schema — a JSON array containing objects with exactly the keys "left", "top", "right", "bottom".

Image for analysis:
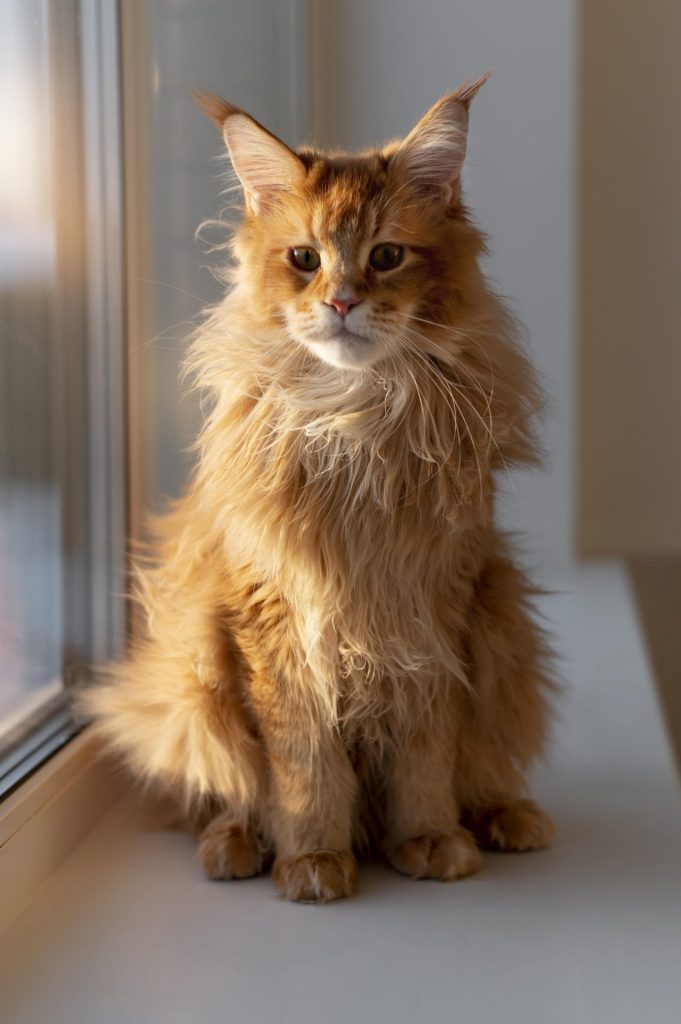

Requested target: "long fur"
[{"left": 85, "top": 83, "right": 556, "bottom": 900}]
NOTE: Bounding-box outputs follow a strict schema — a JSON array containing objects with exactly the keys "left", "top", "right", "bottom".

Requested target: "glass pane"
[
  {"left": 0, "top": 1, "right": 64, "bottom": 748},
  {"left": 0, "top": 0, "right": 126, "bottom": 792}
]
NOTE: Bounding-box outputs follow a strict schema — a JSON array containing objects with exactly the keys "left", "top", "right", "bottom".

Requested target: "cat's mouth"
[
  {"left": 301, "top": 326, "right": 382, "bottom": 370},
  {"left": 318, "top": 326, "right": 369, "bottom": 345}
]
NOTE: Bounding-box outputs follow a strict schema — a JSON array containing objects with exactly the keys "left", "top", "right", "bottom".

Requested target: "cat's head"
[{"left": 196, "top": 77, "right": 490, "bottom": 372}]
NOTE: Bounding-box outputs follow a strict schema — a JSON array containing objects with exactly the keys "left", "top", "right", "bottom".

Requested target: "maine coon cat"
[{"left": 87, "top": 74, "right": 555, "bottom": 903}]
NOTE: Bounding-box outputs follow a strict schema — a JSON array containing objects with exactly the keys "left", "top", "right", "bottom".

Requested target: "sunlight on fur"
[{"left": 84, "top": 74, "right": 556, "bottom": 903}]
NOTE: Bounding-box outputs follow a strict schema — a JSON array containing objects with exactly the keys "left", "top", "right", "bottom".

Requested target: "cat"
[{"left": 86, "top": 74, "right": 556, "bottom": 903}]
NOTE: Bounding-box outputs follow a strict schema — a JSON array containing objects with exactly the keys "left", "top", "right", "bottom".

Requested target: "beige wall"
[{"left": 578, "top": 0, "right": 681, "bottom": 557}]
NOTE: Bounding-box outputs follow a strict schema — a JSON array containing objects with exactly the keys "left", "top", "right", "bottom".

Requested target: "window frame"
[
  {"left": 0, "top": 0, "right": 136, "bottom": 929},
  {"left": 0, "top": 0, "right": 129, "bottom": 800}
]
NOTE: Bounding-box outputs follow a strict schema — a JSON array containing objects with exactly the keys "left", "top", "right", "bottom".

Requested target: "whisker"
[
  {"left": 401, "top": 319, "right": 516, "bottom": 494},
  {"left": 395, "top": 334, "right": 476, "bottom": 495},
  {"left": 137, "top": 278, "right": 208, "bottom": 306}
]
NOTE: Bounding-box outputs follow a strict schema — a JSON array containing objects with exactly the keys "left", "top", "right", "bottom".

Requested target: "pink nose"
[{"left": 325, "top": 296, "right": 361, "bottom": 318}]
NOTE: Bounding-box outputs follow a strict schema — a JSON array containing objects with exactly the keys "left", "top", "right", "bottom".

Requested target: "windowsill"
[
  {"left": 1, "top": 563, "right": 680, "bottom": 1023},
  {"left": 0, "top": 729, "right": 123, "bottom": 930}
]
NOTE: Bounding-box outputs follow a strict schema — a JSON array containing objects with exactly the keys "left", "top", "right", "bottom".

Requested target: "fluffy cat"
[{"left": 86, "top": 74, "right": 555, "bottom": 903}]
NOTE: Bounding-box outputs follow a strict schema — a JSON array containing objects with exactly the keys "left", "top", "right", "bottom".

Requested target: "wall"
[
  {"left": 578, "top": 0, "right": 681, "bottom": 558},
  {"left": 311, "top": 0, "right": 576, "bottom": 571}
]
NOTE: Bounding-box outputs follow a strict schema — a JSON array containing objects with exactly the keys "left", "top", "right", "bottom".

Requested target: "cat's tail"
[{"left": 79, "top": 644, "right": 266, "bottom": 822}]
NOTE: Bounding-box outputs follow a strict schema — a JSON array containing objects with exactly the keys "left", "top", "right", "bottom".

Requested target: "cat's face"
[
  {"left": 241, "top": 156, "right": 455, "bottom": 371},
  {"left": 196, "top": 78, "right": 489, "bottom": 371},
  {"left": 269, "top": 159, "right": 419, "bottom": 370}
]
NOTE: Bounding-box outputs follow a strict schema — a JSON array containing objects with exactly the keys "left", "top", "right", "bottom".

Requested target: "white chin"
[{"left": 304, "top": 337, "right": 382, "bottom": 371}]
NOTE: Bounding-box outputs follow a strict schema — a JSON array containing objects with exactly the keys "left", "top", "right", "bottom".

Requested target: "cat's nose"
[{"left": 324, "top": 296, "right": 361, "bottom": 319}]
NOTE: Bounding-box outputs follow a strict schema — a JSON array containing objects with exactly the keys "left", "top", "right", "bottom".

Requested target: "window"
[
  {"left": 0, "top": 0, "right": 307, "bottom": 799},
  {"left": 0, "top": 0, "right": 126, "bottom": 796}
]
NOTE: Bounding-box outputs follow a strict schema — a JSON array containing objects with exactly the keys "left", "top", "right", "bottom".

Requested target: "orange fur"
[{"left": 85, "top": 79, "right": 556, "bottom": 903}]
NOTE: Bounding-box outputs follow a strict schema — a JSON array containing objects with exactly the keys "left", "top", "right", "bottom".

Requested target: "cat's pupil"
[{"left": 290, "top": 247, "right": 321, "bottom": 271}]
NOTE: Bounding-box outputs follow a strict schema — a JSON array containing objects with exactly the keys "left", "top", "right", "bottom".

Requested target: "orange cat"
[{"left": 86, "top": 75, "right": 555, "bottom": 902}]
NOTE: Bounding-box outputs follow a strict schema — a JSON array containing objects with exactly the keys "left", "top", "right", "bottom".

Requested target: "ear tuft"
[
  {"left": 194, "top": 91, "right": 305, "bottom": 214},
  {"left": 450, "top": 70, "right": 493, "bottom": 109},
  {"left": 193, "top": 91, "right": 239, "bottom": 128},
  {"left": 390, "top": 73, "right": 491, "bottom": 204}
]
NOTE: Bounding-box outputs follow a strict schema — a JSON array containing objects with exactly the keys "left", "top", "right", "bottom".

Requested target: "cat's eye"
[
  {"left": 369, "top": 243, "right": 404, "bottom": 272},
  {"left": 290, "top": 247, "right": 321, "bottom": 272}
]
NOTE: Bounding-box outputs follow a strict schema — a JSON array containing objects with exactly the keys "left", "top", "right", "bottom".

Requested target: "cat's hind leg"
[
  {"left": 461, "top": 799, "right": 554, "bottom": 852},
  {"left": 458, "top": 549, "right": 557, "bottom": 852},
  {"left": 198, "top": 810, "right": 271, "bottom": 879}
]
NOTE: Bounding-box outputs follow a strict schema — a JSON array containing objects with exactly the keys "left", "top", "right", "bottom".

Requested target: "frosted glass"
[{"left": 0, "top": 0, "right": 64, "bottom": 742}]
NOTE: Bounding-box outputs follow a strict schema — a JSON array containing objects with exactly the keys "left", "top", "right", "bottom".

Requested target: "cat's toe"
[
  {"left": 272, "top": 849, "right": 358, "bottom": 903},
  {"left": 467, "top": 799, "right": 554, "bottom": 851},
  {"left": 389, "top": 827, "right": 481, "bottom": 881},
  {"left": 198, "top": 818, "right": 265, "bottom": 880}
]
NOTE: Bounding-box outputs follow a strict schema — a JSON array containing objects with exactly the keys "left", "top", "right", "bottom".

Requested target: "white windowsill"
[
  {"left": 0, "top": 729, "right": 123, "bottom": 930},
  {"left": 0, "top": 563, "right": 680, "bottom": 1024}
]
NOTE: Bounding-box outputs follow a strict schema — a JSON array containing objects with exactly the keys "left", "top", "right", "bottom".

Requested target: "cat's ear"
[
  {"left": 194, "top": 91, "right": 305, "bottom": 214},
  {"left": 390, "top": 72, "right": 491, "bottom": 204}
]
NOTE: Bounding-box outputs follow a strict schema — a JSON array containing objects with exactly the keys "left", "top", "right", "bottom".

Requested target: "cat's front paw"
[
  {"left": 198, "top": 818, "right": 266, "bottom": 880},
  {"left": 388, "top": 827, "right": 481, "bottom": 881},
  {"left": 272, "top": 849, "right": 358, "bottom": 903}
]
